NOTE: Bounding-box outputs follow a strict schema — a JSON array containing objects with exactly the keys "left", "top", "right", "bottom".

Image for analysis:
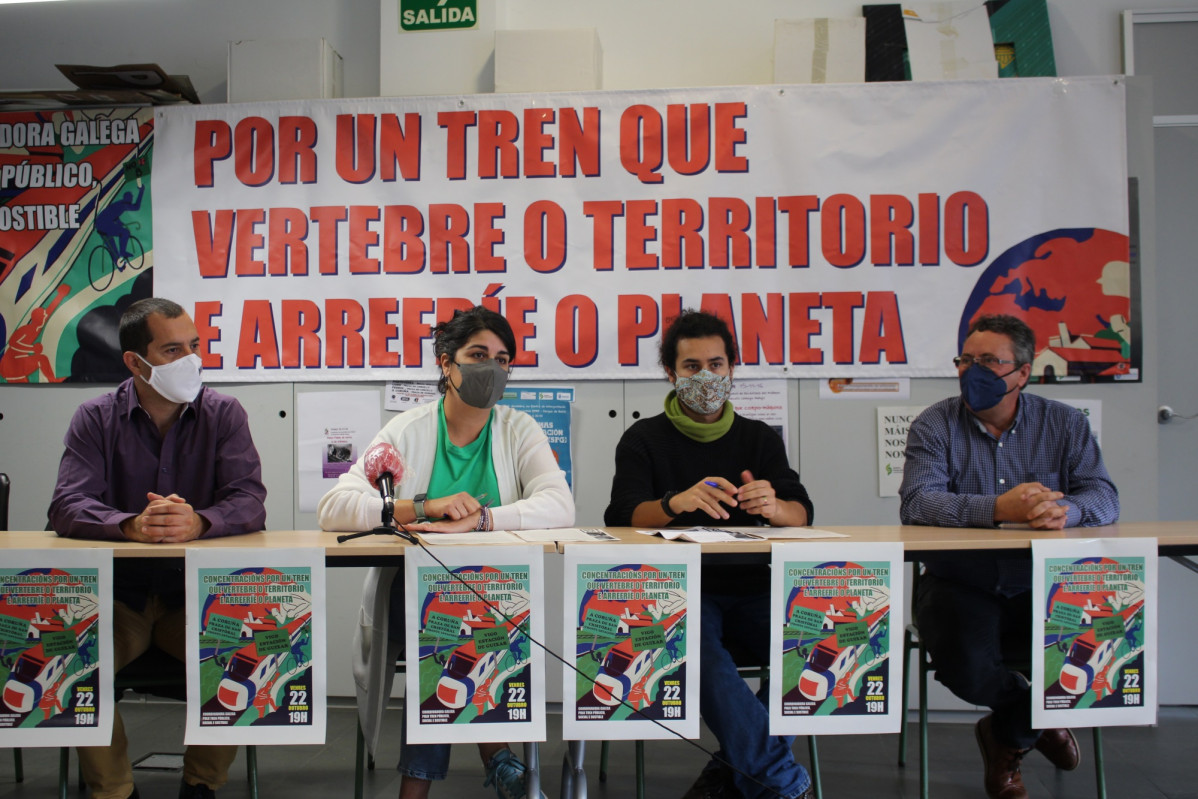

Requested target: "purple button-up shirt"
[
  {"left": 50, "top": 379, "right": 267, "bottom": 540},
  {"left": 49, "top": 379, "right": 267, "bottom": 608}
]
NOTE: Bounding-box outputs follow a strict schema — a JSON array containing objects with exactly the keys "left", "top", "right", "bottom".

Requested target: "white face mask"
[{"left": 137, "top": 353, "right": 203, "bottom": 404}]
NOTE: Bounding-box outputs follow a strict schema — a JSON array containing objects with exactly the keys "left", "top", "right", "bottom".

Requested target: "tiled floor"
[{"left": 3, "top": 700, "right": 1196, "bottom": 798}]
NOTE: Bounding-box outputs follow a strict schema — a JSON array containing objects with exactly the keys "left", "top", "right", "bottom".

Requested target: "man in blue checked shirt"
[{"left": 899, "top": 314, "right": 1119, "bottom": 799}]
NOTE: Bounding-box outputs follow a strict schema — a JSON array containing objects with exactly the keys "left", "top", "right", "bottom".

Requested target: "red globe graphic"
[{"left": 960, "top": 228, "right": 1132, "bottom": 381}]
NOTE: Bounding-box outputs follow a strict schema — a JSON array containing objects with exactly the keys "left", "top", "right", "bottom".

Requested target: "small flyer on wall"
[
  {"left": 405, "top": 545, "right": 545, "bottom": 744},
  {"left": 561, "top": 544, "right": 701, "bottom": 741},
  {"left": 0, "top": 550, "right": 113, "bottom": 746},
  {"left": 769, "top": 542, "right": 904, "bottom": 735},
  {"left": 184, "top": 549, "right": 327, "bottom": 746},
  {"left": 1032, "top": 539, "right": 1157, "bottom": 729},
  {"left": 877, "top": 406, "right": 926, "bottom": 498},
  {"left": 499, "top": 386, "right": 574, "bottom": 489},
  {"left": 295, "top": 390, "right": 381, "bottom": 512}
]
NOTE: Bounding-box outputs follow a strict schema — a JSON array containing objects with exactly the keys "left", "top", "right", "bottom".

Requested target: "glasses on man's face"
[{"left": 953, "top": 354, "right": 1017, "bottom": 370}]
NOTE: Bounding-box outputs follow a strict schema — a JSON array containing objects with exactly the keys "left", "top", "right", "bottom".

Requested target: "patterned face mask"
[{"left": 675, "top": 369, "right": 732, "bottom": 415}]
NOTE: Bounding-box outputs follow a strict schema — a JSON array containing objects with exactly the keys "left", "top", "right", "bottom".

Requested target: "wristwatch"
[
  {"left": 660, "top": 490, "right": 680, "bottom": 518},
  {"left": 412, "top": 493, "right": 428, "bottom": 523}
]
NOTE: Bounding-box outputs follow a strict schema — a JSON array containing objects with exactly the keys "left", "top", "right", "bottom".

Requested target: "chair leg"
[
  {"left": 58, "top": 748, "right": 70, "bottom": 799},
  {"left": 523, "top": 742, "right": 541, "bottom": 799},
  {"left": 12, "top": 748, "right": 22, "bottom": 783},
  {"left": 246, "top": 745, "right": 258, "bottom": 799},
  {"left": 807, "top": 737, "right": 822, "bottom": 799},
  {"left": 899, "top": 634, "right": 913, "bottom": 767},
  {"left": 1092, "top": 728, "right": 1106, "bottom": 799},
  {"left": 598, "top": 741, "right": 609, "bottom": 782},
  {"left": 355, "top": 722, "right": 366, "bottom": 799},
  {"left": 919, "top": 646, "right": 929, "bottom": 799},
  {"left": 635, "top": 741, "right": 645, "bottom": 799}
]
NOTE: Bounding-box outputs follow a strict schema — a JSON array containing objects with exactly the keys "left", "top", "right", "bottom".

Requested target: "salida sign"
[{"left": 400, "top": 0, "right": 477, "bottom": 32}]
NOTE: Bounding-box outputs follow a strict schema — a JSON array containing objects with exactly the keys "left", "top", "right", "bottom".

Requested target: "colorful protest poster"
[
  {"left": 405, "top": 545, "right": 545, "bottom": 744},
  {"left": 1032, "top": 539, "right": 1157, "bottom": 728},
  {"left": 769, "top": 543, "right": 904, "bottom": 734},
  {"left": 0, "top": 549, "right": 113, "bottom": 746},
  {"left": 1, "top": 107, "right": 154, "bottom": 384},
  {"left": 185, "top": 549, "right": 327, "bottom": 746},
  {"left": 560, "top": 544, "right": 701, "bottom": 741},
  {"left": 499, "top": 386, "right": 574, "bottom": 489}
]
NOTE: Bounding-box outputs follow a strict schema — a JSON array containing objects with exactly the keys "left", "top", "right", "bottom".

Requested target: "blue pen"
[{"left": 704, "top": 480, "right": 720, "bottom": 488}]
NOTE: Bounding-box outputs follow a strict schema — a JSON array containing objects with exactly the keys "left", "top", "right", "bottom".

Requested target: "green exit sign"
[{"left": 400, "top": 0, "right": 478, "bottom": 32}]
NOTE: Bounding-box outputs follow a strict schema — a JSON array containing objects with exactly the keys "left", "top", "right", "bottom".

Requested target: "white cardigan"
[{"left": 316, "top": 401, "right": 574, "bottom": 756}]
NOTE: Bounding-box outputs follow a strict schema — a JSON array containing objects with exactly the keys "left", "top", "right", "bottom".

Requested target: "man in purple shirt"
[{"left": 50, "top": 297, "right": 267, "bottom": 799}]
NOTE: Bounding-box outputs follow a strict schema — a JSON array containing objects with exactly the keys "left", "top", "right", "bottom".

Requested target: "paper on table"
[
  {"left": 637, "top": 527, "right": 765, "bottom": 543},
  {"left": 750, "top": 527, "right": 850, "bottom": 540},
  {"left": 413, "top": 531, "right": 524, "bottom": 545},
  {"left": 512, "top": 528, "right": 619, "bottom": 543}
]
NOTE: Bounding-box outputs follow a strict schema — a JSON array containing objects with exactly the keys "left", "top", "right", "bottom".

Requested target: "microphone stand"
[{"left": 336, "top": 484, "right": 415, "bottom": 544}]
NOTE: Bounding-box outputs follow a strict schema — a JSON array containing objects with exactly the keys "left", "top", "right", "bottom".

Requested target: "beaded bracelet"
[{"left": 475, "top": 505, "right": 490, "bottom": 532}]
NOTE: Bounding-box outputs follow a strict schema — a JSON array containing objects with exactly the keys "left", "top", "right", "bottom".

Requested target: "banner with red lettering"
[
  {"left": 1, "top": 107, "right": 154, "bottom": 385},
  {"left": 151, "top": 77, "right": 1132, "bottom": 382}
]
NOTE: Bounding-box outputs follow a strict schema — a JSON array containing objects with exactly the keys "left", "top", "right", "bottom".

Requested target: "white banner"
[
  {"left": 1032, "top": 538, "right": 1157, "bottom": 729},
  {"left": 769, "top": 542, "right": 904, "bottom": 735},
  {"left": 184, "top": 548, "right": 327, "bottom": 746},
  {"left": 405, "top": 545, "right": 546, "bottom": 744},
  {"left": 152, "top": 78, "right": 1130, "bottom": 382}
]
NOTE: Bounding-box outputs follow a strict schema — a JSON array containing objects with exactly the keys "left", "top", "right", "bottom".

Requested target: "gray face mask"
[{"left": 452, "top": 360, "right": 509, "bottom": 409}]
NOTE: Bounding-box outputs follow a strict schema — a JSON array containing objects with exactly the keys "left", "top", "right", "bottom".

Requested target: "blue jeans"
[
  {"left": 915, "top": 573, "right": 1037, "bottom": 749},
  {"left": 700, "top": 591, "right": 811, "bottom": 799},
  {"left": 388, "top": 575, "right": 452, "bottom": 780}
]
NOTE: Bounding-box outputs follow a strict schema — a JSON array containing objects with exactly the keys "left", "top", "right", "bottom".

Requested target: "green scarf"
[{"left": 664, "top": 390, "right": 734, "bottom": 443}]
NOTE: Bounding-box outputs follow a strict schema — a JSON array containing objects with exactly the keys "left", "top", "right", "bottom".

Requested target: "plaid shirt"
[{"left": 899, "top": 391, "right": 1119, "bottom": 594}]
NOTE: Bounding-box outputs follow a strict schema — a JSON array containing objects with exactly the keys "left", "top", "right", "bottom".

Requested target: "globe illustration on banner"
[{"left": 958, "top": 228, "right": 1132, "bottom": 381}]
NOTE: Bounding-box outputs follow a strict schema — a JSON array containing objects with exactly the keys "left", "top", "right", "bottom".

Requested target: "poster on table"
[
  {"left": 561, "top": 544, "right": 701, "bottom": 740},
  {"left": 1, "top": 107, "right": 154, "bottom": 384},
  {"left": 405, "top": 545, "right": 545, "bottom": 743},
  {"left": 769, "top": 542, "right": 904, "bottom": 734},
  {"left": 184, "top": 548, "right": 327, "bottom": 745},
  {"left": 150, "top": 77, "right": 1134, "bottom": 383},
  {"left": 1031, "top": 538, "right": 1157, "bottom": 729},
  {"left": 0, "top": 549, "right": 113, "bottom": 746}
]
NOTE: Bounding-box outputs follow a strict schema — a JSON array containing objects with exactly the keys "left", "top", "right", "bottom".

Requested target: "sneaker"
[
  {"left": 681, "top": 766, "right": 744, "bottom": 799},
  {"left": 483, "top": 749, "right": 544, "bottom": 799},
  {"left": 178, "top": 780, "right": 216, "bottom": 799}
]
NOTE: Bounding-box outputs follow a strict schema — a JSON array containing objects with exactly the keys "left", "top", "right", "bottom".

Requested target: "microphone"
[{"left": 337, "top": 442, "right": 414, "bottom": 544}]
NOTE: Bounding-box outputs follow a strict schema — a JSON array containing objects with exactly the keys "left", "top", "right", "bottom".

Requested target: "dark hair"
[
  {"left": 119, "top": 298, "right": 186, "bottom": 355},
  {"left": 967, "top": 314, "right": 1036, "bottom": 366},
  {"left": 433, "top": 306, "right": 518, "bottom": 394},
  {"left": 659, "top": 309, "right": 738, "bottom": 372}
]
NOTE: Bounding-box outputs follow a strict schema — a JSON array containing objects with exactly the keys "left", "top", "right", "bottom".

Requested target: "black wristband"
[{"left": 660, "top": 490, "right": 680, "bottom": 518}]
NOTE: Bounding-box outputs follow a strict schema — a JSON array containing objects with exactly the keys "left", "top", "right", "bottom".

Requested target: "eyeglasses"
[{"left": 953, "top": 354, "right": 1018, "bottom": 370}]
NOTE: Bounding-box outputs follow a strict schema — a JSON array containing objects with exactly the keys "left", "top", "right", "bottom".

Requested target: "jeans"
[
  {"left": 700, "top": 591, "right": 811, "bottom": 799},
  {"left": 388, "top": 574, "right": 452, "bottom": 780},
  {"left": 915, "top": 572, "right": 1038, "bottom": 749}
]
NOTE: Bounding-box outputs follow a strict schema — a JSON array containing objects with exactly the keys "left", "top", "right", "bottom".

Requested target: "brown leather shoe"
[
  {"left": 1034, "top": 727, "right": 1080, "bottom": 770},
  {"left": 975, "top": 714, "right": 1029, "bottom": 799}
]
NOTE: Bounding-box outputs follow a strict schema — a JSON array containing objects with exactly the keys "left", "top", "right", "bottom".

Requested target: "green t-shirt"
[{"left": 427, "top": 399, "right": 501, "bottom": 507}]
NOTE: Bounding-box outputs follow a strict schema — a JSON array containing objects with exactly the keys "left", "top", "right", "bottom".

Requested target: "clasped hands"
[
  {"left": 671, "top": 470, "right": 778, "bottom": 521},
  {"left": 994, "top": 482, "right": 1069, "bottom": 529},
  {"left": 406, "top": 491, "right": 488, "bottom": 534},
  {"left": 121, "top": 492, "right": 207, "bottom": 543}
]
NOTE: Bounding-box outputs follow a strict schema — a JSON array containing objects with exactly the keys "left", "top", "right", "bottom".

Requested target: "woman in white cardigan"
[{"left": 318, "top": 306, "right": 574, "bottom": 799}]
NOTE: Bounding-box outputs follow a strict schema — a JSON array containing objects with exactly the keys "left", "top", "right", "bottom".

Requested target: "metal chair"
[
  {"left": 598, "top": 658, "right": 823, "bottom": 799},
  {"left": 56, "top": 647, "right": 260, "bottom": 799},
  {"left": 897, "top": 562, "right": 1107, "bottom": 799}
]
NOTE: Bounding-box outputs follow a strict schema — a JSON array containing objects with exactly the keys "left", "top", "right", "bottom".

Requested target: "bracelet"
[
  {"left": 475, "top": 505, "right": 490, "bottom": 531},
  {"left": 661, "top": 490, "right": 680, "bottom": 518}
]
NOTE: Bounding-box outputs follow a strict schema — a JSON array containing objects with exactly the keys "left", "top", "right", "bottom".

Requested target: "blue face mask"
[{"left": 959, "top": 363, "right": 1019, "bottom": 412}]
